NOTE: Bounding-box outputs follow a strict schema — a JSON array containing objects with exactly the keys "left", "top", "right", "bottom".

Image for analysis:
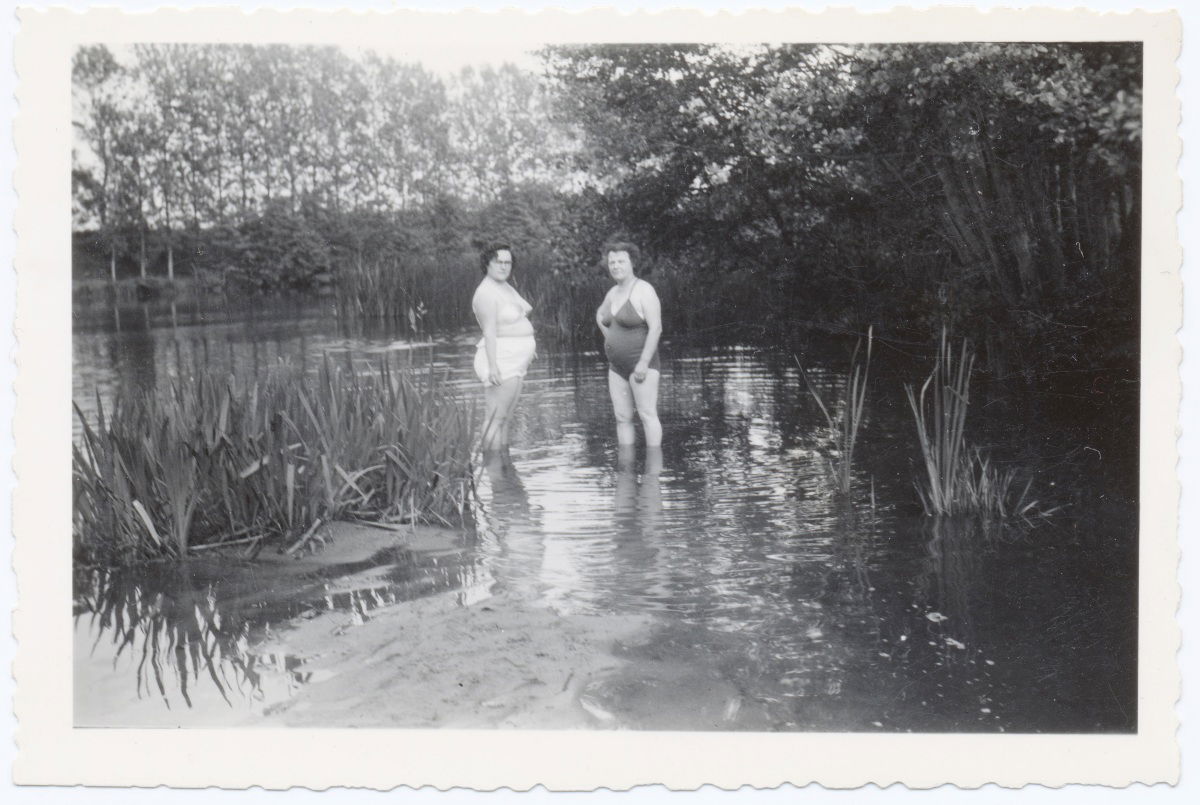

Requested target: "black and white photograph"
[{"left": 10, "top": 2, "right": 1182, "bottom": 791}]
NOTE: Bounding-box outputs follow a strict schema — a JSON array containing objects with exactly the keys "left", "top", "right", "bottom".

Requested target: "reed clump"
[
  {"left": 956, "top": 449, "right": 1044, "bottom": 520},
  {"left": 796, "top": 327, "right": 873, "bottom": 495},
  {"left": 73, "top": 356, "right": 476, "bottom": 565},
  {"left": 905, "top": 329, "right": 1044, "bottom": 519},
  {"left": 333, "top": 249, "right": 598, "bottom": 341},
  {"left": 334, "top": 255, "right": 459, "bottom": 333}
]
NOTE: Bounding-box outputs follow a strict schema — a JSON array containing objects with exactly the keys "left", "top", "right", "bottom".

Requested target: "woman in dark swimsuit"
[{"left": 596, "top": 241, "right": 662, "bottom": 447}]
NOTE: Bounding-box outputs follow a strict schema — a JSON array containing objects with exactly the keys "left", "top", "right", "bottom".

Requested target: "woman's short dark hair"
[
  {"left": 479, "top": 243, "right": 513, "bottom": 275},
  {"left": 602, "top": 240, "right": 641, "bottom": 265}
]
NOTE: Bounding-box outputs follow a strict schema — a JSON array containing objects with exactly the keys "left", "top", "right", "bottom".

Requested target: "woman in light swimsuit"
[
  {"left": 596, "top": 241, "right": 662, "bottom": 447},
  {"left": 472, "top": 243, "right": 536, "bottom": 452}
]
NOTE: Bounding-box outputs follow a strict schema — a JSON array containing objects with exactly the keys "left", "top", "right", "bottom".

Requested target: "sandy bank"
[
  {"left": 250, "top": 521, "right": 778, "bottom": 730},
  {"left": 254, "top": 588, "right": 654, "bottom": 728},
  {"left": 240, "top": 521, "right": 653, "bottom": 728}
]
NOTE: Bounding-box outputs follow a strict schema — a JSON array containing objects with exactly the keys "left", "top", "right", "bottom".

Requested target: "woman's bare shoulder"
[
  {"left": 473, "top": 280, "right": 496, "bottom": 301},
  {"left": 635, "top": 279, "right": 660, "bottom": 301},
  {"left": 472, "top": 281, "right": 500, "bottom": 312}
]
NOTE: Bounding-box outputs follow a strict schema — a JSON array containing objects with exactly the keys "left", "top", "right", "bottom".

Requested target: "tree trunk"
[
  {"left": 239, "top": 151, "right": 249, "bottom": 214},
  {"left": 165, "top": 195, "right": 175, "bottom": 282}
]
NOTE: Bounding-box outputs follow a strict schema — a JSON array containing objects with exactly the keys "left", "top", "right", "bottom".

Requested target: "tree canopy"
[{"left": 73, "top": 42, "right": 1141, "bottom": 356}]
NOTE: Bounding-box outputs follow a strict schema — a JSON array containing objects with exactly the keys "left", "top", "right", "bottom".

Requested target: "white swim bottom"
[{"left": 474, "top": 335, "right": 536, "bottom": 384}]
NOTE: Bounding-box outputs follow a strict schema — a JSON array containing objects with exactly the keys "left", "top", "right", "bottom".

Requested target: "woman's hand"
[
  {"left": 487, "top": 365, "right": 503, "bottom": 387},
  {"left": 632, "top": 360, "right": 649, "bottom": 383}
]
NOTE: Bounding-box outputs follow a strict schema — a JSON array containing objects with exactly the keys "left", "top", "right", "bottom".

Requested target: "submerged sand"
[
  {"left": 248, "top": 521, "right": 656, "bottom": 729},
  {"left": 254, "top": 590, "right": 656, "bottom": 728},
  {"left": 78, "top": 520, "right": 775, "bottom": 730}
]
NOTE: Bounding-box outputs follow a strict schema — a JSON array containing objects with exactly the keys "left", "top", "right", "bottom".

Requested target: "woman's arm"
[
  {"left": 473, "top": 287, "right": 503, "bottom": 386},
  {"left": 596, "top": 288, "right": 613, "bottom": 333},
  {"left": 632, "top": 283, "right": 662, "bottom": 382}
]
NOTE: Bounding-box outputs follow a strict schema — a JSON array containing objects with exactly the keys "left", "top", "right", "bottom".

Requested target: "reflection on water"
[
  {"left": 73, "top": 302, "right": 1137, "bottom": 731},
  {"left": 919, "top": 517, "right": 984, "bottom": 667},
  {"left": 73, "top": 544, "right": 486, "bottom": 726},
  {"left": 611, "top": 446, "right": 667, "bottom": 602},
  {"left": 477, "top": 450, "right": 545, "bottom": 602},
  {"left": 74, "top": 566, "right": 295, "bottom": 725}
]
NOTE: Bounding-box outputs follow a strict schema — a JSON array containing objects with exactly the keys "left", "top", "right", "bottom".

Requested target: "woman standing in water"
[
  {"left": 473, "top": 243, "right": 536, "bottom": 453},
  {"left": 597, "top": 241, "right": 662, "bottom": 447}
]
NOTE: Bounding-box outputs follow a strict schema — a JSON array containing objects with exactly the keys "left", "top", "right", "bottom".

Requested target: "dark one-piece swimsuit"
[{"left": 602, "top": 293, "right": 661, "bottom": 380}]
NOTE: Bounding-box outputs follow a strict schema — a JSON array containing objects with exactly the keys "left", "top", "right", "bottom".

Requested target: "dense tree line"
[
  {"left": 542, "top": 43, "right": 1140, "bottom": 346},
  {"left": 72, "top": 44, "right": 564, "bottom": 287},
  {"left": 73, "top": 42, "right": 1141, "bottom": 366}
]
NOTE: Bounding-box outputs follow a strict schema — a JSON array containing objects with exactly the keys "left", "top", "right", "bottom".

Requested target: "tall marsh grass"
[
  {"left": 73, "top": 357, "right": 476, "bottom": 565},
  {"left": 955, "top": 449, "right": 1043, "bottom": 519},
  {"left": 796, "top": 327, "right": 873, "bottom": 495},
  {"left": 905, "top": 329, "right": 973, "bottom": 515},
  {"left": 333, "top": 249, "right": 607, "bottom": 341},
  {"left": 906, "top": 330, "right": 1043, "bottom": 518},
  {"left": 334, "top": 255, "right": 461, "bottom": 333}
]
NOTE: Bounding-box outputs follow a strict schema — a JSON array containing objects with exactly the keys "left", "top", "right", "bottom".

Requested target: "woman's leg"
[
  {"left": 630, "top": 369, "right": 662, "bottom": 447},
  {"left": 482, "top": 377, "right": 523, "bottom": 450},
  {"left": 608, "top": 369, "right": 637, "bottom": 445},
  {"left": 481, "top": 384, "right": 504, "bottom": 451},
  {"left": 614, "top": 444, "right": 638, "bottom": 515},
  {"left": 498, "top": 376, "right": 524, "bottom": 446}
]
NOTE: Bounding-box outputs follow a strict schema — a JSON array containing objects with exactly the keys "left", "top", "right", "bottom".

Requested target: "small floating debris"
[
  {"left": 926, "top": 612, "right": 949, "bottom": 623},
  {"left": 872, "top": 721, "right": 883, "bottom": 728},
  {"left": 985, "top": 659, "right": 995, "bottom": 666},
  {"left": 580, "top": 695, "right": 617, "bottom": 724},
  {"left": 945, "top": 637, "right": 966, "bottom": 650},
  {"left": 981, "top": 708, "right": 992, "bottom": 714}
]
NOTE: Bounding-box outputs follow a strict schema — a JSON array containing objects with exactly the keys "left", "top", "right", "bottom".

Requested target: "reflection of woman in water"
[
  {"left": 615, "top": 446, "right": 664, "bottom": 522},
  {"left": 612, "top": 446, "right": 666, "bottom": 601},
  {"left": 472, "top": 243, "right": 536, "bottom": 453},
  {"left": 596, "top": 241, "right": 662, "bottom": 447},
  {"left": 481, "top": 451, "right": 545, "bottom": 601}
]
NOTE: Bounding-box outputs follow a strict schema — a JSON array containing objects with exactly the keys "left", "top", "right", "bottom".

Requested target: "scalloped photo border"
[{"left": 11, "top": 5, "right": 1181, "bottom": 790}]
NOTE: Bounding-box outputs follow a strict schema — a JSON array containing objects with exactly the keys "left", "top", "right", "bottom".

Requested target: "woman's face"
[
  {"left": 487, "top": 250, "right": 513, "bottom": 282},
  {"left": 607, "top": 250, "right": 634, "bottom": 282}
]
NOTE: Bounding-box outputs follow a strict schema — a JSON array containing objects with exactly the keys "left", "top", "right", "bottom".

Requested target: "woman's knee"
[
  {"left": 637, "top": 410, "right": 660, "bottom": 427},
  {"left": 483, "top": 398, "right": 509, "bottom": 424},
  {"left": 612, "top": 406, "right": 636, "bottom": 425}
]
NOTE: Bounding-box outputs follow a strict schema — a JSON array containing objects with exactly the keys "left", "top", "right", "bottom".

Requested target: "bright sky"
[
  {"left": 106, "top": 40, "right": 545, "bottom": 78},
  {"left": 343, "top": 42, "right": 544, "bottom": 77}
]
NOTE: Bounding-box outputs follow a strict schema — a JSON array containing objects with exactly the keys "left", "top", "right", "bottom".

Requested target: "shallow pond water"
[{"left": 72, "top": 297, "right": 1138, "bottom": 731}]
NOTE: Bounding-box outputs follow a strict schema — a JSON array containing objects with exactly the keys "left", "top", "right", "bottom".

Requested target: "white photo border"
[{"left": 12, "top": 4, "right": 1181, "bottom": 790}]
